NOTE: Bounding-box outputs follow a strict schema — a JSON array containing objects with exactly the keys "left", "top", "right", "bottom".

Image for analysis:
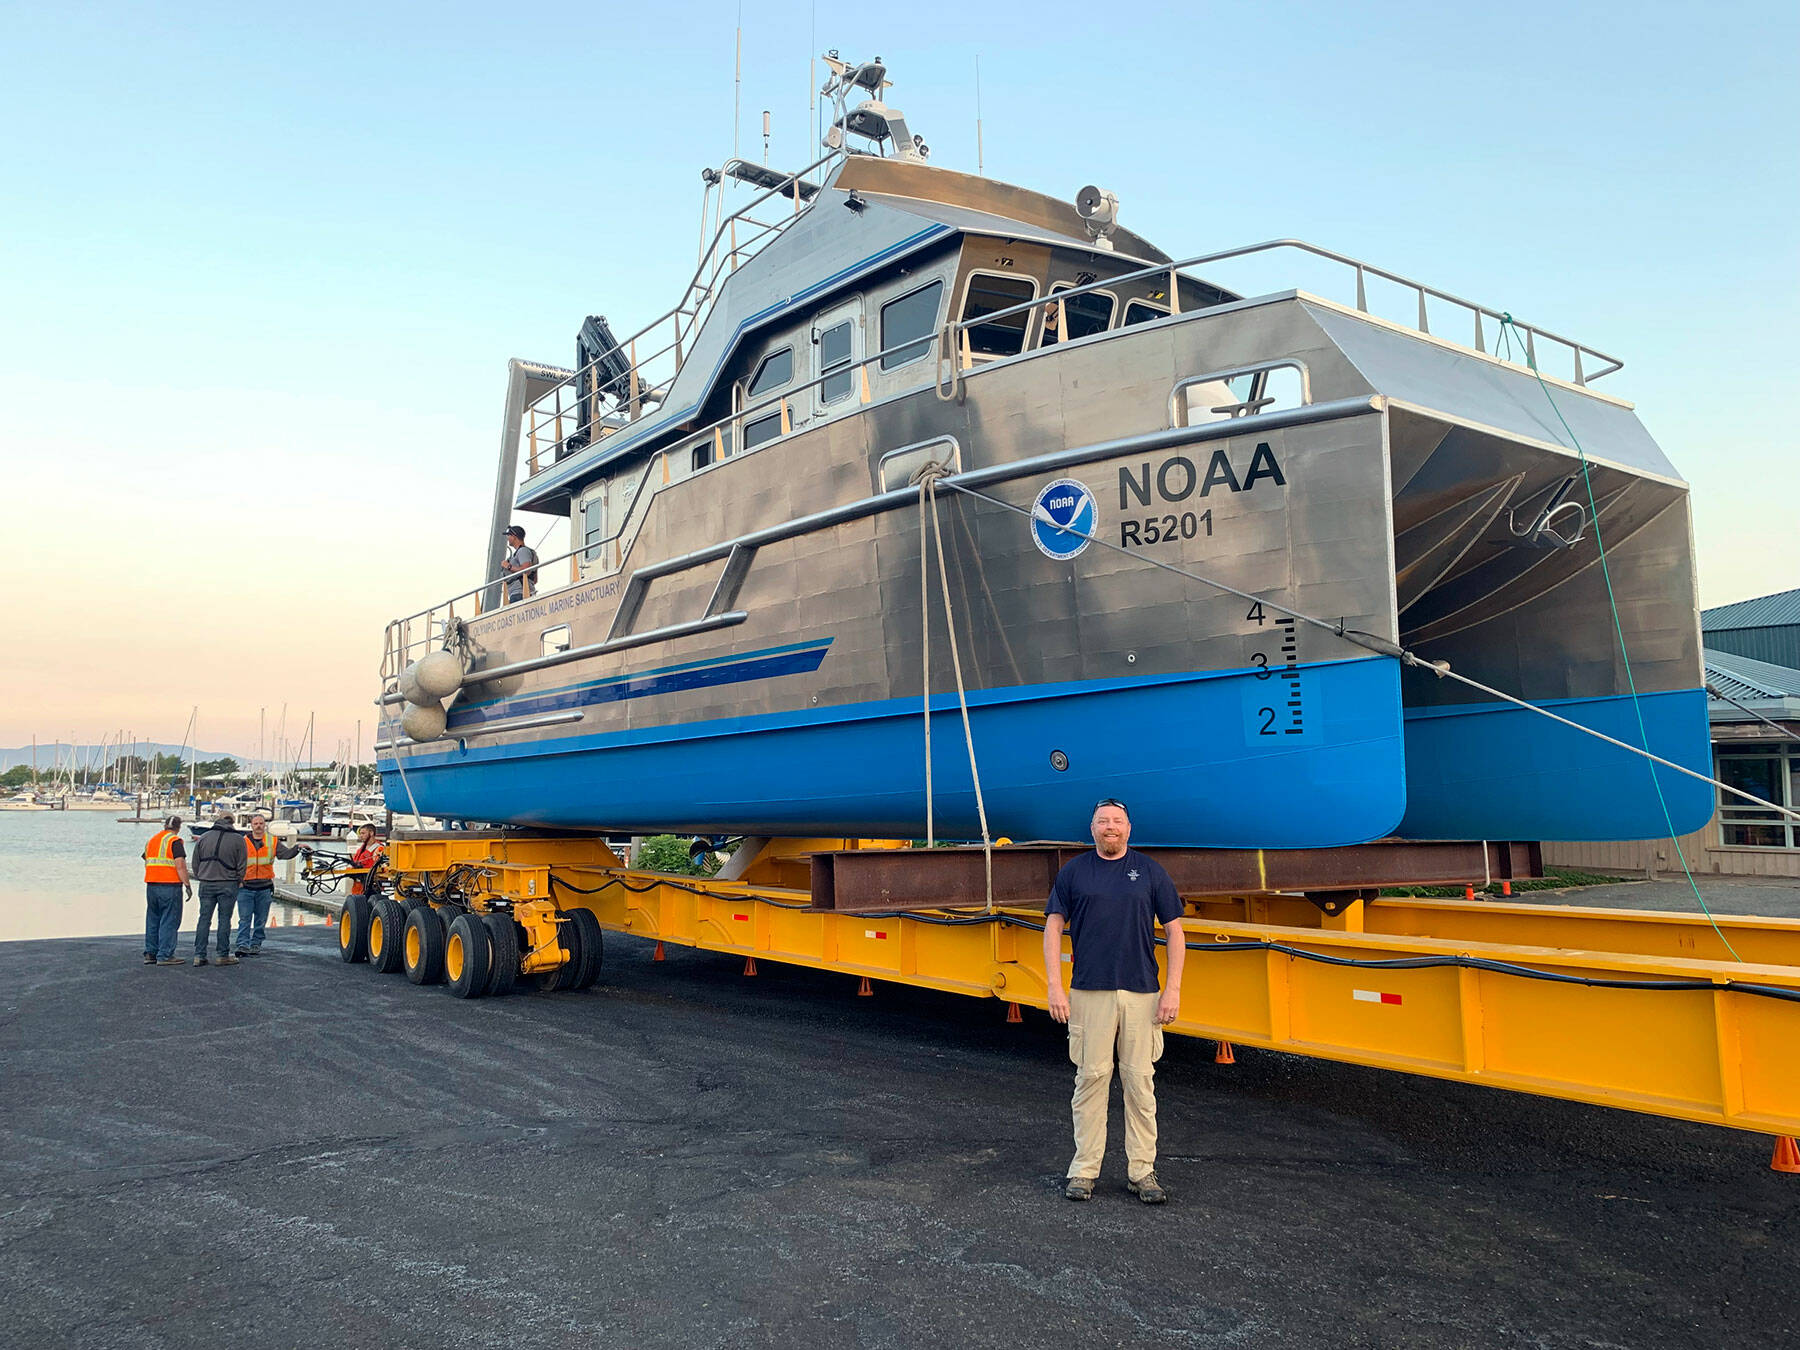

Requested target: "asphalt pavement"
[{"left": 0, "top": 926, "right": 1795, "bottom": 1349}]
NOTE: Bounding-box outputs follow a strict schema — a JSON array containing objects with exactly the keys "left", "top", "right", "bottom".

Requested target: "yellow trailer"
[{"left": 326, "top": 832, "right": 1800, "bottom": 1165}]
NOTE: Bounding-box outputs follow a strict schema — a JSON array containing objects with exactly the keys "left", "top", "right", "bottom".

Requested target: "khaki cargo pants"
[{"left": 1066, "top": 987, "right": 1164, "bottom": 1183}]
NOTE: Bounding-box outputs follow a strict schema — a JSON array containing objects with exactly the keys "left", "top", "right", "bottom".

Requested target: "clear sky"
[{"left": 2, "top": 0, "right": 1795, "bottom": 759}]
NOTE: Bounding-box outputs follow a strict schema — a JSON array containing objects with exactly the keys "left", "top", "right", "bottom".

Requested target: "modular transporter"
[{"left": 345, "top": 57, "right": 1800, "bottom": 1164}]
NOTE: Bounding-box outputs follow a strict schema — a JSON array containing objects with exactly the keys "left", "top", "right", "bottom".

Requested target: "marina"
[{"left": 7, "top": 8, "right": 1798, "bottom": 1348}]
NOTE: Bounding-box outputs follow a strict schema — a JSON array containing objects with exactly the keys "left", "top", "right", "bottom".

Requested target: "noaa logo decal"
[{"left": 1031, "top": 478, "right": 1097, "bottom": 560}]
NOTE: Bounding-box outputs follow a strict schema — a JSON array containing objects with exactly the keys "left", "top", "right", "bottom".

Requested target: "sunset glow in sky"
[{"left": 2, "top": 0, "right": 1794, "bottom": 759}]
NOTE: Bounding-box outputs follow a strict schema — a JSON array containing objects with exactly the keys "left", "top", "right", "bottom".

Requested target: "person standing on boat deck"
[
  {"left": 189, "top": 811, "right": 247, "bottom": 966},
  {"left": 141, "top": 816, "right": 190, "bottom": 966},
  {"left": 234, "top": 814, "right": 300, "bottom": 955},
  {"left": 1043, "top": 798, "right": 1185, "bottom": 1204},
  {"left": 500, "top": 524, "right": 538, "bottom": 605}
]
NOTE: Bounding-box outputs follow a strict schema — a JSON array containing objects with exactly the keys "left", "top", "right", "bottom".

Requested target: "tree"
[
  {"left": 1, "top": 765, "right": 33, "bottom": 790},
  {"left": 635, "top": 835, "right": 722, "bottom": 877}
]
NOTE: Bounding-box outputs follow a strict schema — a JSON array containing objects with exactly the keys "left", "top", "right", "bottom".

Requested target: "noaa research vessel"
[{"left": 377, "top": 55, "right": 1711, "bottom": 848}]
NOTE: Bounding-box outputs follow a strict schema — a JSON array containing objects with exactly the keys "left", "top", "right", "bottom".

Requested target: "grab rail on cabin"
[
  {"left": 948, "top": 238, "right": 1623, "bottom": 390},
  {"left": 383, "top": 240, "right": 1625, "bottom": 678}
]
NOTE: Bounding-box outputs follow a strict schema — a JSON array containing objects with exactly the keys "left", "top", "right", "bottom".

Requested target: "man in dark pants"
[
  {"left": 189, "top": 811, "right": 248, "bottom": 967},
  {"left": 235, "top": 814, "right": 301, "bottom": 955},
  {"left": 1043, "top": 798, "right": 1186, "bottom": 1203},
  {"left": 141, "top": 816, "right": 191, "bottom": 965}
]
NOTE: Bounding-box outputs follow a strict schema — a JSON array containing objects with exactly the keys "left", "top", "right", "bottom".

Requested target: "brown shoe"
[
  {"left": 1064, "top": 1177, "right": 1095, "bottom": 1201},
  {"left": 217, "top": 955, "right": 240, "bottom": 966},
  {"left": 1127, "top": 1173, "right": 1168, "bottom": 1204},
  {"left": 157, "top": 957, "right": 188, "bottom": 966}
]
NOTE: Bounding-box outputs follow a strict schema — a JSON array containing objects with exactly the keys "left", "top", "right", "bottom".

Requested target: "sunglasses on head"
[{"left": 1093, "top": 798, "right": 1129, "bottom": 815}]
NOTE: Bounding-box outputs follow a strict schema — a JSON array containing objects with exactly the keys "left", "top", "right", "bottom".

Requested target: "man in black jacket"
[{"left": 190, "top": 811, "right": 248, "bottom": 967}]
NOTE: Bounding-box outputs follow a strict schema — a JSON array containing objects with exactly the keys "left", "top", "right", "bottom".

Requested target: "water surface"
[{"left": 0, "top": 810, "right": 330, "bottom": 942}]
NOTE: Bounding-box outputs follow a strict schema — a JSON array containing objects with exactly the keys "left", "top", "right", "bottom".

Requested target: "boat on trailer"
[{"left": 376, "top": 54, "right": 1712, "bottom": 848}]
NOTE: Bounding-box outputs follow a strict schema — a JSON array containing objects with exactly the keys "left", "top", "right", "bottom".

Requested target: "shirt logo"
[{"left": 1127, "top": 869, "right": 1140, "bottom": 881}]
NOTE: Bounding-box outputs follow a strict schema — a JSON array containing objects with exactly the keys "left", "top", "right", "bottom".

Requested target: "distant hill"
[{"left": 0, "top": 743, "right": 285, "bottom": 772}]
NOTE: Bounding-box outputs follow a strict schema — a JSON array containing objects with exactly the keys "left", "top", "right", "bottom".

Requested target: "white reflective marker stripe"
[
  {"left": 863, "top": 929, "right": 888, "bottom": 939},
  {"left": 1353, "top": 989, "right": 1403, "bottom": 1005}
]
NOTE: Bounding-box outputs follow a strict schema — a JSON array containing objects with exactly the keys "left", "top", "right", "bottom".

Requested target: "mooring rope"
[{"left": 917, "top": 464, "right": 996, "bottom": 912}]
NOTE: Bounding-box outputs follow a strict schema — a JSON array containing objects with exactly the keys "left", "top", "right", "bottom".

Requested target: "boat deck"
[{"left": 1, "top": 926, "right": 1795, "bottom": 1348}]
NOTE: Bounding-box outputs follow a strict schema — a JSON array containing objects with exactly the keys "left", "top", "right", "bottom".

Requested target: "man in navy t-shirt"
[{"left": 1044, "top": 798, "right": 1186, "bottom": 1203}]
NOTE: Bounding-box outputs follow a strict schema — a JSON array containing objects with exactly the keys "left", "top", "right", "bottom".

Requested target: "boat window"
[
  {"left": 541, "top": 626, "right": 571, "bottom": 657},
  {"left": 747, "top": 347, "right": 793, "bottom": 398},
  {"left": 819, "top": 321, "right": 854, "bottom": 403},
  {"left": 743, "top": 410, "right": 784, "bottom": 450},
  {"left": 692, "top": 441, "right": 714, "bottom": 472},
  {"left": 1040, "top": 284, "right": 1116, "bottom": 347},
  {"left": 880, "top": 280, "right": 943, "bottom": 370},
  {"left": 581, "top": 492, "right": 606, "bottom": 561},
  {"left": 1173, "top": 362, "right": 1308, "bottom": 427},
  {"left": 958, "top": 272, "right": 1037, "bottom": 358},
  {"left": 1122, "top": 299, "right": 1170, "bottom": 327}
]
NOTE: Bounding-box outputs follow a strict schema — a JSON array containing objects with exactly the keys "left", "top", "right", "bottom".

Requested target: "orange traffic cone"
[
  {"left": 743, "top": 956, "right": 758, "bottom": 976},
  {"left": 1501, "top": 880, "right": 1513, "bottom": 897},
  {"left": 857, "top": 976, "right": 874, "bottom": 997},
  {"left": 1772, "top": 1136, "right": 1800, "bottom": 1174},
  {"left": 1214, "top": 1041, "right": 1236, "bottom": 1065},
  {"left": 652, "top": 940, "right": 665, "bottom": 962},
  {"left": 1464, "top": 885, "right": 1476, "bottom": 901},
  {"left": 1006, "top": 1002, "right": 1022, "bottom": 1023}
]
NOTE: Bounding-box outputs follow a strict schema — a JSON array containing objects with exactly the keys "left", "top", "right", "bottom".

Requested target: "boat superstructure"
[{"left": 375, "top": 55, "right": 1711, "bottom": 848}]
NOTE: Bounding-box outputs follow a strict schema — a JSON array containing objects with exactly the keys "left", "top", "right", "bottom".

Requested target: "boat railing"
[
  {"left": 382, "top": 320, "right": 949, "bottom": 680},
  {"left": 516, "top": 151, "right": 841, "bottom": 482},
  {"left": 948, "top": 238, "right": 1623, "bottom": 390},
  {"left": 383, "top": 237, "right": 1625, "bottom": 679}
]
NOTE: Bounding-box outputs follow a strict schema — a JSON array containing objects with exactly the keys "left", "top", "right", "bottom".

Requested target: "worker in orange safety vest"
[
  {"left": 142, "top": 817, "right": 191, "bottom": 966},
  {"left": 235, "top": 813, "right": 303, "bottom": 955},
  {"left": 350, "top": 823, "right": 386, "bottom": 897}
]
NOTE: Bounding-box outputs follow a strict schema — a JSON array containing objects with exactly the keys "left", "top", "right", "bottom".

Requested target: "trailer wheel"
[
  {"left": 445, "top": 912, "right": 489, "bottom": 998},
  {"left": 369, "top": 899, "right": 406, "bottom": 974},
  {"left": 404, "top": 905, "right": 446, "bottom": 985},
  {"left": 569, "top": 909, "right": 604, "bottom": 990},
  {"left": 338, "top": 895, "right": 371, "bottom": 964},
  {"left": 483, "top": 914, "right": 519, "bottom": 998}
]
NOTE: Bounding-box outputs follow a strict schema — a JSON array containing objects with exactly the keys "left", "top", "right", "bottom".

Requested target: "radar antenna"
[{"left": 819, "top": 52, "right": 928, "bottom": 163}]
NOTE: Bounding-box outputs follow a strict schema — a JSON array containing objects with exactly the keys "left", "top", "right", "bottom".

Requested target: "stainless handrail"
[
  {"left": 517, "top": 150, "right": 841, "bottom": 452},
  {"left": 954, "top": 238, "right": 1623, "bottom": 387},
  {"left": 386, "top": 237, "right": 1627, "bottom": 670}
]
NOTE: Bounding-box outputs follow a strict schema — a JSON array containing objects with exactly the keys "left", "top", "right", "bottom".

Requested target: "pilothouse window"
[
  {"left": 819, "top": 322, "right": 854, "bottom": 403},
  {"left": 880, "top": 280, "right": 943, "bottom": 370},
  {"left": 1041, "top": 285, "right": 1115, "bottom": 347},
  {"left": 1122, "top": 299, "right": 1170, "bottom": 327},
  {"left": 747, "top": 347, "right": 793, "bottom": 397},
  {"left": 739, "top": 345, "right": 794, "bottom": 451},
  {"left": 959, "top": 273, "right": 1037, "bottom": 358}
]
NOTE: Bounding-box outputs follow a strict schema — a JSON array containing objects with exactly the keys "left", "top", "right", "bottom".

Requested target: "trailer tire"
[
  {"left": 369, "top": 899, "right": 406, "bottom": 974},
  {"left": 338, "top": 894, "right": 371, "bottom": 964},
  {"left": 445, "top": 912, "right": 489, "bottom": 998},
  {"left": 569, "top": 908, "right": 604, "bottom": 989},
  {"left": 483, "top": 914, "right": 519, "bottom": 998},
  {"left": 403, "top": 905, "right": 446, "bottom": 985}
]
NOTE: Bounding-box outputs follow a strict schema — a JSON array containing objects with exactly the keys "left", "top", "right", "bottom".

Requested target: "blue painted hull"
[
  {"left": 384, "top": 657, "right": 1409, "bottom": 848},
  {"left": 382, "top": 661, "right": 1715, "bottom": 846},
  {"left": 1398, "top": 686, "right": 1713, "bottom": 841}
]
